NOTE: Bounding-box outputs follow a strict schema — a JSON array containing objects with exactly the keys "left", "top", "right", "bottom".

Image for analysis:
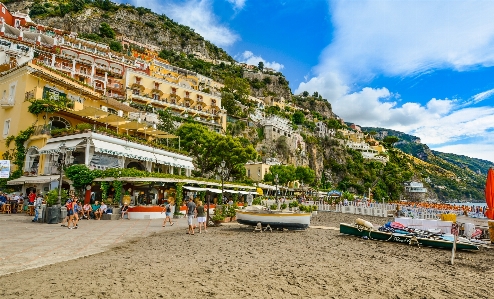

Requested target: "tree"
[
  {"left": 64, "top": 165, "right": 99, "bottom": 196},
  {"left": 220, "top": 91, "right": 241, "bottom": 117},
  {"left": 302, "top": 91, "right": 309, "bottom": 97},
  {"left": 222, "top": 77, "right": 250, "bottom": 105},
  {"left": 292, "top": 111, "right": 305, "bottom": 125},
  {"left": 109, "top": 40, "right": 123, "bottom": 52},
  {"left": 99, "top": 22, "right": 115, "bottom": 39},
  {"left": 157, "top": 108, "right": 176, "bottom": 133},
  {"left": 175, "top": 123, "right": 215, "bottom": 177},
  {"left": 210, "top": 134, "right": 258, "bottom": 180},
  {"left": 258, "top": 61, "right": 264, "bottom": 71},
  {"left": 295, "top": 166, "right": 315, "bottom": 186},
  {"left": 383, "top": 136, "right": 400, "bottom": 148}
]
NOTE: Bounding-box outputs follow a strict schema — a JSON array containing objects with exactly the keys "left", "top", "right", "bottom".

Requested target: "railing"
[
  {"left": 43, "top": 163, "right": 60, "bottom": 175},
  {"left": 93, "top": 75, "right": 106, "bottom": 82},
  {"left": 0, "top": 96, "right": 15, "bottom": 108},
  {"left": 32, "top": 124, "right": 51, "bottom": 136}
]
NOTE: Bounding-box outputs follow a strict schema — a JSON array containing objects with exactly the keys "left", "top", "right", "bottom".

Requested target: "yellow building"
[
  {"left": 125, "top": 68, "right": 226, "bottom": 132},
  {"left": 244, "top": 162, "right": 272, "bottom": 182},
  {"left": 1, "top": 61, "right": 194, "bottom": 194}
]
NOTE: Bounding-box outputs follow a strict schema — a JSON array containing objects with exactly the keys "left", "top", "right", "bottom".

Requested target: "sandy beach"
[{"left": 1, "top": 212, "right": 493, "bottom": 299}]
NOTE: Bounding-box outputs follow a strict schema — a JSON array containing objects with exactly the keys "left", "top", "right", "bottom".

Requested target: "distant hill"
[{"left": 361, "top": 126, "right": 493, "bottom": 175}]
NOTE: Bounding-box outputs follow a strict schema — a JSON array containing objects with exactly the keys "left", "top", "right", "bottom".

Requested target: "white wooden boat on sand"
[{"left": 236, "top": 205, "right": 311, "bottom": 230}]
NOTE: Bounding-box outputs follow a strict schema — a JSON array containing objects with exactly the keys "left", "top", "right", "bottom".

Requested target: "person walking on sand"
[
  {"left": 196, "top": 201, "right": 207, "bottom": 233},
  {"left": 161, "top": 201, "right": 174, "bottom": 226},
  {"left": 186, "top": 197, "right": 196, "bottom": 235}
]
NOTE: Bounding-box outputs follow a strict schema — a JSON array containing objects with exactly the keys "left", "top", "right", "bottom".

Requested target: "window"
[
  {"left": 9, "top": 83, "right": 16, "bottom": 98},
  {"left": 15, "top": 19, "right": 20, "bottom": 27},
  {"left": 153, "top": 94, "right": 160, "bottom": 101},
  {"left": 3, "top": 119, "right": 11, "bottom": 137},
  {"left": 247, "top": 169, "right": 250, "bottom": 177},
  {"left": 132, "top": 89, "right": 139, "bottom": 95},
  {"left": 49, "top": 116, "right": 70, "bottom": 129}
]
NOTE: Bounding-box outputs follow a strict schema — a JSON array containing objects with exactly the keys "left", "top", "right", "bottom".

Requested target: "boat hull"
[
  {"left": 340, "top": 223, "right": 479, "bottom": 251},
  {"left": 236, "top": 210, "right": 311, "bottom": 230}
]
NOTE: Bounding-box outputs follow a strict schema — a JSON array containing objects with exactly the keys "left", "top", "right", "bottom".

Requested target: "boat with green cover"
[{"left": 340, "top": 223, "right": 480, "bottom": 251}]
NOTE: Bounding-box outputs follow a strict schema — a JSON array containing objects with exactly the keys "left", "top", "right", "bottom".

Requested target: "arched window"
[
  {"left": 49, "top": 116, "right": 71, "bottom": 129},
  {"left": 126, "top": 161, "right": 145, "bottom": 171}
]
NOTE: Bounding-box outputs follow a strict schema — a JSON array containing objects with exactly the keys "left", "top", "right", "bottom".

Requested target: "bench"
[{"left": 101, "top": 208, "right": 121, "bottom": 220}]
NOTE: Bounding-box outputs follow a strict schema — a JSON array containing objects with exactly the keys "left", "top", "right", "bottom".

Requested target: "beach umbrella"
[{"left": 485, "top": 167, "right": 494, "bottom": 220}]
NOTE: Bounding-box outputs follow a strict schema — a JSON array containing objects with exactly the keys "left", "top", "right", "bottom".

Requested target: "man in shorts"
[{"left": 186, "top": 197, "right": 196, "bottom": 235}]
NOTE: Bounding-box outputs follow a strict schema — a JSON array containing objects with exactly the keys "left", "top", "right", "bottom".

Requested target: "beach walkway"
[{"left": 0, "top": 213, "right": 188, "bottom": 276}]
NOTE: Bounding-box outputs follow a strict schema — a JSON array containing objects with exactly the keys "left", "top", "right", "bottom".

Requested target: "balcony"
[
  {"left": 32, "top": 125, "right": 51, "bottom": 136},
  {"left": 43, "top": 162, "right": 61, "bottom": 175},
  {"left": 0, "top": 96, "right": 15, "bottom": 108}
]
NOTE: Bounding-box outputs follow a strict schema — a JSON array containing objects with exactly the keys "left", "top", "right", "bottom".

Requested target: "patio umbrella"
[{"left": 486, "top": 167, "right": 494, "bottom": 220}]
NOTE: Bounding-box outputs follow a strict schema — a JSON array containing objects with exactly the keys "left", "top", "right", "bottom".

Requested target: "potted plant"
[
  {"left": 280, "top": 203, "right": 288, "bottom": 210},
  {"left": 45, "top": 189, "right": 68, "bottom": 224},
  {"left": 312, "top": 205, "right": 318, "bottom": 216},
  {"left": 212, "top": 213, "right": 225, "bottom": 226}
]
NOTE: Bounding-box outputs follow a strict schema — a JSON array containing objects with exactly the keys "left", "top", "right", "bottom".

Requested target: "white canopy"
[
  {"left": 39, "top": 139, "right": 84, "bottom": 154},
  {"left": 7, "top": 175, "right": 60, "bottom": 185}
]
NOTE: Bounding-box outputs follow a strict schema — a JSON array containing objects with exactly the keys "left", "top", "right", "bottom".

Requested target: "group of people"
[
  {"left": 185, "top": 197, "right": 207, "bottom": 235},
  {"left": 61, "top": 198, "right": 115, "bottom": 229},
  {"left": 0, "top": 191, "right": 43, "bottom": 221}
]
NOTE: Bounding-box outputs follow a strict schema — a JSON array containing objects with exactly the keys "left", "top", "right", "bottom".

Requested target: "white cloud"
[
  {"left": 119, "top": 0, "right": 239, "bottom": 47},
  {"left": 226, "top": 0, "right": 246, "bottom": 10},
  {"left": 324, "top": 0, "right": 494, "bottom": 79},
  {"left": 236, "top": 51, "right": 285, "bottom": 71},
  {"left": 295, "top": 0, "right": 494, "bottom": 162},
  {"left": 467, "top": 88, "right": 494, "bottom": 105},
  {"left": 432, "top": 141, "right": 494, "bottom": 164}
]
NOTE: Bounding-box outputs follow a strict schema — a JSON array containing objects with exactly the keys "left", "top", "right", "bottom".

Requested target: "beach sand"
[{"left": 1, "top": 212, "right": 493, "bottom": 299}]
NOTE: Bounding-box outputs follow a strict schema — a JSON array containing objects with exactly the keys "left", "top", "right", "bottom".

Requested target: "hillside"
[
  {"left": 6, "top": 0, "right": 292, "bottom": 99},
  {"left": 2, "top": 1, "right": 489, "bottom": 202}
]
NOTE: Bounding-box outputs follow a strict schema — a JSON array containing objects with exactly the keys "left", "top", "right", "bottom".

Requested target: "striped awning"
[{"left": 39, "top": 139, "right": 84, "bottom": 154}]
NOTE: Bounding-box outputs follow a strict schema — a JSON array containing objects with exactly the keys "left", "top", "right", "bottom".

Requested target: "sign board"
[{"left": 0, "top": 160, "right": 11, "bottom": 178}]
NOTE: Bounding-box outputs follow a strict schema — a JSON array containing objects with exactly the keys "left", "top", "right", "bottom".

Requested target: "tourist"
[
  {"left": 28, "top": 191, "right": 35, "bottom": 205},
  {"left": 32, "top": 193, "right": 43, "bottom": 222},
  {"left": 160, "top": 201, "right": 173, "bottom": 226},
  {"left": 121, "top": 203, "right": 130, "bottom": 220},
  {"left": 91, "top": 201, "right": 101, "bottom": 220},
  {"left": 186, "top": 197, "right": 196, "bottom": 235},
  {"left": 196, "top": 201, "right": 206, "bottom": 233},
  {"left": 61, "top": 198, "right": 72, "bottom": 227},
  {"left": 98, "top": 201, "right": 108, "bottom": 220},
  {"left": 0, "top": 192, "right": 6, "bottom": 209},
  {"left": 73, "top": 199, "right": 81, "bottom": 227},
  {"left": 66, "top": 199, "right": 76, "bottom": 229},
  {"left": 83, "top": 202, "right": 91, "bottom": 219}
]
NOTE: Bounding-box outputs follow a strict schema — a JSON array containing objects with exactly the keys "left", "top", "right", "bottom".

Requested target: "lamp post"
[
  {"left": 219, "top": 160, "right": 226, "bottom": 204},
  {"left": 53, "top": 145, "right": 74, "bottom": 206},
  {"left": 274, "top": 173, "right": 279, "bottom": 203}
]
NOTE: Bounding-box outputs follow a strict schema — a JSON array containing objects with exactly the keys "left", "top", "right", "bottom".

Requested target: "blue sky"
[{"left": 116, "top": 0, "right": 494, "bottom": 163}]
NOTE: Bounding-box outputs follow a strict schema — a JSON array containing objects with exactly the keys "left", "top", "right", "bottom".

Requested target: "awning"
[
  {"left": 7, "top": 175, "right": 60, "bottom": 185},
  {"left": 39, "top": 139, "right": 84, "bottom": 154},
  {"left": 183, "top": 186, "right": 207, "bottom": 191},
  {"left": 92, "top": 139, "right": 156, "bottom": 162}
]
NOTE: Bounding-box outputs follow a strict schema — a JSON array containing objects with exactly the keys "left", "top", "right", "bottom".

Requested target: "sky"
[{"left": 115, "top": 0, "right": 494, "bottom": 164}]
